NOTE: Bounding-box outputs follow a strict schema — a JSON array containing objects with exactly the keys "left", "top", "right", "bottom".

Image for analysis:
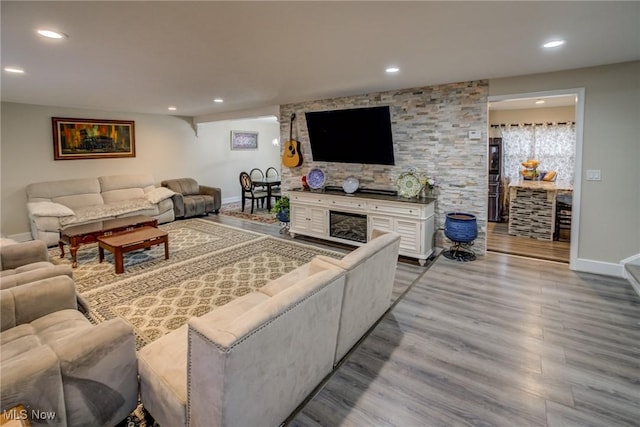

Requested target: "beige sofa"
[
  {"left": 317, "top": 228, "right": 401, "bottom": 363},
  {"left": 137, "top": 230, "right": 401, "bottom": 427},
  {"left": 0, "top": 275, "right": 138, "bottom": 426},
  {"left": 26, "top": 174, "right": 176, "bottom": 246}
]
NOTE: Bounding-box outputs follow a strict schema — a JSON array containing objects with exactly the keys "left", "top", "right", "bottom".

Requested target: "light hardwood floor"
[
  {"left": 206, "top": 213, "right": 640, "bottom": 427},
  {"left": 487, "top": 221, "right": 570, "bottom": 263}
]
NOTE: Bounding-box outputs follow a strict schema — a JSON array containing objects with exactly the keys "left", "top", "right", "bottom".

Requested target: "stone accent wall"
[{"left": 280, "top": 80, "right": 489, "bottom": 253}]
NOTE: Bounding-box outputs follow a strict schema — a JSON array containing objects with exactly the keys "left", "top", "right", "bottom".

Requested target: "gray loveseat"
[
  {"left": 26, "top": 174, "right": 176, "bottom": 246},
  {"left": 161, "top": 178, "right": 221, "bottom": 218}
]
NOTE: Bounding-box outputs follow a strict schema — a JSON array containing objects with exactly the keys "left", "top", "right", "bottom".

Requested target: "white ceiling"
[{"left": 1, "top": 1, "right": 638, "bottom": 118}]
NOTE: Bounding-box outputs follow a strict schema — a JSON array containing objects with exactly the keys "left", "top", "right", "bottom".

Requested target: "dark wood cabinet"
[{"left": 488, "top": 138, "right": 502, "bottom": 222}]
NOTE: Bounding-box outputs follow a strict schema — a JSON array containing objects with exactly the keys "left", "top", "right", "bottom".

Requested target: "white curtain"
[{"left": 500, "top": 123, "right": 575, "bottom": 183}]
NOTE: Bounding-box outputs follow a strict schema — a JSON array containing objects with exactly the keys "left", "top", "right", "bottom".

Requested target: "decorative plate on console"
[
  {"left": 342, "top": 176, "right": 359, "bottom": 194},
  {"left": 396, "top": 172, "right": 421, "bottom": 198},
  {"left": 306, "top": 168, "right": 326, "bottom": 189}
]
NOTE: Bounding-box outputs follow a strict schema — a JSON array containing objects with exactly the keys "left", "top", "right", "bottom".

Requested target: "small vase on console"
[{"left": 419, "top": 186, "right": 429, "bottom": 199}]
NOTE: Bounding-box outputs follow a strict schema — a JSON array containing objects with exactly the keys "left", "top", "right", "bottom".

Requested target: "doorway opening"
[{"left": 486, "top": 89, "right": 584, "bottom": 267}]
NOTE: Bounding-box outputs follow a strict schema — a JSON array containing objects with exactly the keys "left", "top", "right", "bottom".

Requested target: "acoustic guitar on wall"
[{"left": 283, "top": 113, "right": 303, "bottom": 168}]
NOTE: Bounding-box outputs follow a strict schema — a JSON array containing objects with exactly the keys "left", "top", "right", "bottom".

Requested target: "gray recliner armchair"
[
  {"left": 1, "top": 239, "right": 73, "bottom": 290},
  {"left": 0, "top": 275, "right": 139, "bottom": 426},
  {"left": 161, "top": 178, "right": 221, "bottom": 218}
]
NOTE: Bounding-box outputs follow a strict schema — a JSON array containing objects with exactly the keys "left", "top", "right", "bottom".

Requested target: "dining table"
[{"left": 252, "top": 176, "right": 281, "bottom": 210}]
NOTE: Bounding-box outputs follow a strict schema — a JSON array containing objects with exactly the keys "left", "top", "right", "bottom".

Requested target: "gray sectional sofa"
[
  {"left": 137, "top": 230, "right": 401, "bottom": 427},
  {"left": 26, "top": 174, "right": 176, "bottom": 246}
]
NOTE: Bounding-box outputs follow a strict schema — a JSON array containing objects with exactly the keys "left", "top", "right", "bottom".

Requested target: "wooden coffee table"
[
  {"left": 97, "top": 226, "right": 169, "bottom": 274},
  {"left": 59, "top": 215, "right": 158, "bottom": 267}
]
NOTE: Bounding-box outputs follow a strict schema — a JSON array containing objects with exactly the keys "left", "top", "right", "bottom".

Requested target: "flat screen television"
[{"left": 305, "top": 106, "right": 395, "bottom": 165}]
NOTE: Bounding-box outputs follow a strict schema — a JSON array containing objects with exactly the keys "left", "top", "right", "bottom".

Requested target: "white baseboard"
[
  {"left": 620, "top": 253, "right": 640, "bottom": 266},
  {"left": 6, "top": 232, "right": 33, "bottom": 242},
  {"left": 222, "top": 196, "right": 242, "bottom": 205},
  {"left": 570, "top": 258, "right": 625, "bottom": 278},
  {"left": 629, "top": 280, "right": 640, "bottom": 297},
  {"left": 624, "top": 267, "right": 640, "bottom": 297}
]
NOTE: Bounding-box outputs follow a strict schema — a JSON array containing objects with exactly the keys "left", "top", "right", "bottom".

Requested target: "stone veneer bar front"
[{"left": 508, "top": 180, "right": 573, "bottom": 240}]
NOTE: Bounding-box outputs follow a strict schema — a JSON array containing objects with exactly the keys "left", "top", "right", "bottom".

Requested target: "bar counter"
[{"left": 508, "top": 180, "right": 573, "bottom": 240}]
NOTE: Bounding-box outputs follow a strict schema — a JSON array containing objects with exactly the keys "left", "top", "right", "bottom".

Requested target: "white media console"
[{"left": 288, "top": 188, "right": 435, "bottom": 265}]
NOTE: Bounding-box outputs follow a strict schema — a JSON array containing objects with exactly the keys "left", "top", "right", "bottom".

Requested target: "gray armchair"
[
  {"left": 0, "top": 275, "right": 139, "bottom": 426},
  {"left": 161, "top": 178, "right": 221, "bottom": 218},
  {"left": 1, "top": 240, "right": 73, "bottom": 290}
]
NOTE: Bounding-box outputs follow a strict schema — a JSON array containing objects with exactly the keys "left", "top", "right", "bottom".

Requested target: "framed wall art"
[
  {"left": 52, "top": 117, "right": 136, "bottom": 160},
  {"left": 230, "top": 130, "right": 258, "bottom": 150}
]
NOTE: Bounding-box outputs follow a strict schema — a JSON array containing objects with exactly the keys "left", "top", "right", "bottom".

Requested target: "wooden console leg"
[
  {"left": 98, "top": 246, "right": 104, "bottom": 263},
  {"left": 58, "top": 241, "right": 65, "bottom": 258}
]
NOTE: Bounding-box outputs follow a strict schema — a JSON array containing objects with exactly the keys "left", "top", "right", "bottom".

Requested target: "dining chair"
[
  {"left": 250, "top": 168, "right": 264, "bottom": 180},
  {"left": 265, "top": 167, "right": 281, "bottom": 205},
  {"left": 250, "top": 168, "right": 266, "bottom": 191},
  {"left": 265, "top": 167, "right": 279, "bottom": 179},
  {"left": 239, "top": 171, "right": 268, "bottom": 214}
]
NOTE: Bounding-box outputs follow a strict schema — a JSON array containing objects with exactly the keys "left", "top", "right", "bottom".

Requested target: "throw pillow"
[
  {"left": 145, "top": 187, "right": 175, "bottom": 204},
  {"left": 27, "top": 201, "right": 75, "bottom": 217}
]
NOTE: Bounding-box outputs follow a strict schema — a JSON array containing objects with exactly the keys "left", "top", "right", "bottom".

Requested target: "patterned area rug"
[
  {"left": 49, "top": 219, "right": 342, "bottom": 349},
  {"left": 219, "top": 202, "right": 276, "bottom": 224}
]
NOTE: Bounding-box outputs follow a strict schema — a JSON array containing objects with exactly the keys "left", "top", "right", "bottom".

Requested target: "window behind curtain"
[{"left": 500, "top": 123, "right": 575, "bottom": 183}]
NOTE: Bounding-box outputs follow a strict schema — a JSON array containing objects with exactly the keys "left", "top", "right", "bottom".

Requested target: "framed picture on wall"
[
  {"left": 52, "top": 117, "right": 135, "bottom": 160},
  {"left": 230, "top": 130, "right": 258, "bottom": 150}
]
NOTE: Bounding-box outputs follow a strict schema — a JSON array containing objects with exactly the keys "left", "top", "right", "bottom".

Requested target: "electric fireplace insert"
[{"left": 329, "top": 211, "right": 367, "bottom": 243}]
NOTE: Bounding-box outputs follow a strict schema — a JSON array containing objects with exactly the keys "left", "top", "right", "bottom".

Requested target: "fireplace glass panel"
[{"left": 329, "top": 211, "right": 367, "bottom": 243}]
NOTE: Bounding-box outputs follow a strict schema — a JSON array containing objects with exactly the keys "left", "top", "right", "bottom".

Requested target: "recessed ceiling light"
[
  {"left": 543, "top": 40, "right": 565, "bottom": 48},
  {"left": 168, "top": 106, "right": 177, "bottom": 111},
  {"left": 4, "top": 67, "right": 25, "bottom": 74},
  {"left": 535, "top": 100, "right": 545, "bottom": 104},
  {"left": 37, "top": 29, "right": 67, "bottom": 39},
  {"left": 385, "top": 67, "right": 400, "bottom": 73},
  {"left": 213, "top": 98, "right": 224, "bottom": 103}
]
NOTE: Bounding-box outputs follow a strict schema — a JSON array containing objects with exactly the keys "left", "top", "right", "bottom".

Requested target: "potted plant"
[{"left": 271, "top": 195, "right": 290, "bottom": 222}]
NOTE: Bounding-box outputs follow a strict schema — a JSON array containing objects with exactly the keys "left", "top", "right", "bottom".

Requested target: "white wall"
[
  {"left": 196, "top": 118, "right": 282, "bottom": 204},
  {"left": 0, "top": 102, "right": 280, "bottom": 237},
  {"left": 490, "top": 61, "right": 640, "bottom": 267}
]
